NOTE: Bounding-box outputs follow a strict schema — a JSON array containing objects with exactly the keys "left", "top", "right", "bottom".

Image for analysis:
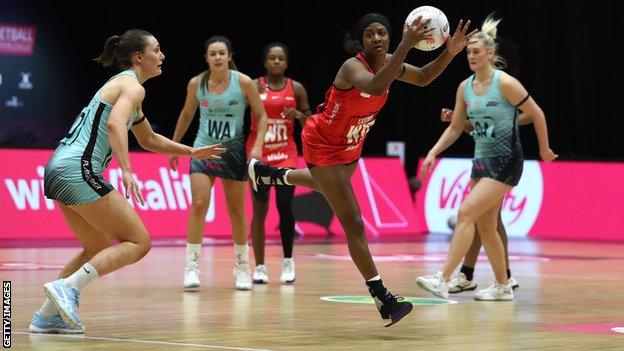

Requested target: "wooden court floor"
[{"left": 2, "top": 238, "right": 624, "bottom": 350}]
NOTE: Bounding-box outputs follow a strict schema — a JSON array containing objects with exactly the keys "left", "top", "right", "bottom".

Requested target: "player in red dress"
[
  {"left": 249, "top": 13, "right": 475, "bottom": 326},
  {"left": 246, "top": 43, "right": 311, "bottom": 285}
]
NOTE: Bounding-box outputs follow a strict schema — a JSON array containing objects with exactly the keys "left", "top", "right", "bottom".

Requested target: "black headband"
[{"left": 355, "top": 14, "right": 392, "bottom": 44}]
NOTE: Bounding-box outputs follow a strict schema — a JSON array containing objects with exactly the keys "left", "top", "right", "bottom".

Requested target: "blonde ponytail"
[
  {"left": 473, "top": 13, "right": 506, "bottom": 69},
  {"left": 481, "top": 14, "right": 501, "bottom": 40}
]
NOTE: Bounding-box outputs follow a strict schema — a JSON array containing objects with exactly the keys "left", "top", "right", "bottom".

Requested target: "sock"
[
  {"left": 38, "top": 298, "right": 58, "bottom": 317},
  {"left": 367, "top": 275, "right": 381, "bottom": 282},
  {"left": 283, "top": 169, "right": 292, "bottom": 186},
  {"left": 506, "top": 269, "right": 511, "bottom": 279},
  {"left": 186, "top": 243, "right": 201, "bottom": 263},
  {"left": 365, "top": 276, "right": 386, "bottom": 297},
  {"left": 64, "top": 263, "right": 99, "bottom": 291},
  {"left": 235, "top": 243, "right": 249, "bottom": 265},
  {"left": 460, "top": 265, "right": 475, "bottom": 281}
]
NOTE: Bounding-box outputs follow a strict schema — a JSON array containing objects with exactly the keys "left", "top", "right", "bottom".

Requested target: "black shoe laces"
[{"left": 382, "top": 291, "right": 405, "bottom": 304}]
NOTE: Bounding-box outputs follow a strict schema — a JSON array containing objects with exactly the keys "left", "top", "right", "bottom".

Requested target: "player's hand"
[
  {"left": 282, "top": 107, "right": 305, "bottom": 120},
  {"left": 403, "top": 16, "right": 434, "bottom": 48},
  {"left": 122, "top": 170, "right": 144, "bottom": 206},
  {"left": 445, "top": 19, "right": 478, "bottom": 55},
  {"left": 540, "top": 148, "right": 558, "bottom": 163},
  {"left": 420, "top": 152, "right": 437, "bottom": 179},
  {"left": 440, "top": 108, "right": 453, "bottom": 122},
  {"left": 168, "top": 155, "right": 179, "bottom": 171},
  {"left": 191, "top": 144, "right": 227, "bottom": 160}
]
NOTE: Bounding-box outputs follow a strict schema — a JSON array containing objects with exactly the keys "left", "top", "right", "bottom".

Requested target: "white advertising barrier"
[{"left": 423, "top": 158, "right": 543, "bottom": 237}]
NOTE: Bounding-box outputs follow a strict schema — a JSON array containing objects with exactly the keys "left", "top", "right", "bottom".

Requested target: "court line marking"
[
  {"left": 320, "top": 295, "right": 458, "bottom": 305},
  {"left": 517, "top": 273, "right": 624, "bottom": 281},
  {"left": 15, "top": 332, "right": 276, "bottom": 351}
]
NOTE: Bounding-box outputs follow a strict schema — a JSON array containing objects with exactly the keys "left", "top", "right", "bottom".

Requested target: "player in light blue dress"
[
  {"left": 29, "top": 30, "right": 225, "bottom": 334},
  {"left": 417, "top": 14, "right": 557, "bottom": 301},
  {"left": 168, "top": 36, "right": 268, "bottom": 291}
]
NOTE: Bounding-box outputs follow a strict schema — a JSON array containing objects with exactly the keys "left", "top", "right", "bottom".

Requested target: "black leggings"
[{"left": 251, "top": 184, "right": 296, "bottom": 262}]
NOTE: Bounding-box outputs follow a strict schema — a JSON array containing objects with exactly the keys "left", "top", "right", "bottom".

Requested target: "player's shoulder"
[{"left": 236, "top": 71, "right": 253, "bottom": 84}]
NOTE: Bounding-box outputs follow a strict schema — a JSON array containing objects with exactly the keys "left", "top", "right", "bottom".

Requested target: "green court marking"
[{"left": 320, "top": 295, "right": 457, "bottom": 305}]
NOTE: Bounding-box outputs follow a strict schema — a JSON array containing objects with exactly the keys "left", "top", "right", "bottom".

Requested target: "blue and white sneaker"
[
  {"left": 43, "top": 279, "right": 83, "bottom": 329},
  {"left": 29, "top": 312, "right": 85, "bottom": 334}
]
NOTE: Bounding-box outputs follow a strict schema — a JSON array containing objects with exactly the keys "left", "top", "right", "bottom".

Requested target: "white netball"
[{"left": 405, "top": 6, "right": 450, "bottom": 51}]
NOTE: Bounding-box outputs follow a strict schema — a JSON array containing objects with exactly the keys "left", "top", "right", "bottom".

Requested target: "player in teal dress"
[
  {"left": 29, "top": 29, "right": 225, "bottom": 334},
  {"left": 417, "top": 14, "right": 557, "bottom": 301},
  {"left": 168, "top": 36, "right": 268, "bottom": 291}
]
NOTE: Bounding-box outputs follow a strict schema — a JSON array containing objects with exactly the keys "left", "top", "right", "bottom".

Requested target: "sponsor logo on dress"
[
  {"left": 346, "top": 115, "right": 375, "bottom": 145},
  {"left": 267, "top": 152, "right": 288, "bottom": 162},
  {"left": 324, "top": 103, "right": 340, "bottom": 125}
]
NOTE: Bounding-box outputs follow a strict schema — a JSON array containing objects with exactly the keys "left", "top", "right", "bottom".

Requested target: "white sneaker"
[
  {"left": 474, "top": 282, "right": 514, "bottom": 301},
  {"left": 416, "top": 271, "right": 449, "bottom": 299},
  {"left": 280, "top": 258, "right": 296, "bottom": 284},
  {"left": 508, "top": 276, "right": 519, "bottom": 292},
  {"left": 253, "top": 265, "right": 269, "bottom": 284},
  {"left": 234, "top": 263, "right": 252, "bottom": 290},
  {"left": 183, "top": 261, "right": 201, "bottom": 289},
  {"left": 448, "top": 273, "right": 477, "bottom": 293}
]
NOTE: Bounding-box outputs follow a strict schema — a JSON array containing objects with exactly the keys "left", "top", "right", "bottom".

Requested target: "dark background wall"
[{"left": 2, "top": 0, "right": 623, "bottom": 177}]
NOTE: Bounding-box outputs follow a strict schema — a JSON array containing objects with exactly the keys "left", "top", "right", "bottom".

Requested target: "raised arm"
[
  {"left": 241, "top": 73, "right": 268, "bottom": 160},
  {"left": 335, "top": 17, "right": 433, "bottom": 96},
  {"left": 499, "top": 73, "right": 557, "bottom": 162},
  {"left": 397, "top": 19, "right": 477, "bottom": 86}
]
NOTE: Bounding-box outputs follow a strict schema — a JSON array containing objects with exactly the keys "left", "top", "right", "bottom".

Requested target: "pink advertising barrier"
[
  {"left": 0, "top": 149, "right": 418, "bottom": 240},
  {"left": 415, "top": 157, "right": 624, "bottom": 241}
]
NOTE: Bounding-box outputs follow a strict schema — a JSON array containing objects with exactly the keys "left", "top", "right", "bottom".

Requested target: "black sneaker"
[
  {"left": 248, "top": 158, "right": 289, "bottom": 191},
  {"left": 371, "top": 290, "right": 413, "bottom": 327}
]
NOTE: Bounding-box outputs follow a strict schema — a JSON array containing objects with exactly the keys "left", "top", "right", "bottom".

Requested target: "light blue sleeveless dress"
[
  {"left": 44, "top": 70, "right": 140, "bottom": 204},
  {"left": 190, "top": 70, "right": 248, "bottom": 181},
  {"left": 464, "top": 69, "right": 524, "bottom": 186}
]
